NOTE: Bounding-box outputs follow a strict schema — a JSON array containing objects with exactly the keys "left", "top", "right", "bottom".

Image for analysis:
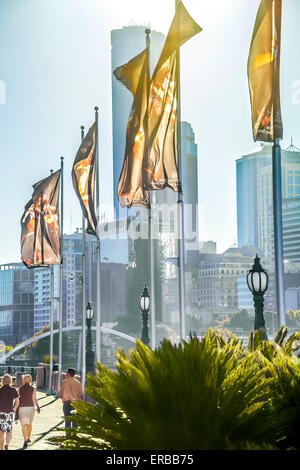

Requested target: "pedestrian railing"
[{"left": 0, "top": 365, "right": 37, "bottom": 383}]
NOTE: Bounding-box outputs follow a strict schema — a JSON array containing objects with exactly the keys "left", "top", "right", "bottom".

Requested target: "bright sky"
[{"left": 0, "top": 0, "right": 300, "bottom": 264}]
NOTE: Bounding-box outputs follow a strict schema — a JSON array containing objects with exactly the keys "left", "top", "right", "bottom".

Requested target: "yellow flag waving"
[
  {"left": 114, "top": 49, "right": 150, "bottom": 208},
  {"left": 144, "top": 1, "right": 202, "bottom": 191},
  {"left": 248, "top": 0, "right": 283, "bottom": 142},
  {"left": 114, "top": 1, "right": 202, "bottom": 206}
]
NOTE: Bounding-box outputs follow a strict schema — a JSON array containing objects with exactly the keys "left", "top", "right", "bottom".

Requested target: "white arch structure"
[{"left": 0, "top": 326, "right": 136, "bottom": 364}]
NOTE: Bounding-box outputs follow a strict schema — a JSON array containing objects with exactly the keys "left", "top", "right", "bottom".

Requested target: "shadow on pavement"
[{"left": 17, "top": 419, "right": 65, "bottom": 450}]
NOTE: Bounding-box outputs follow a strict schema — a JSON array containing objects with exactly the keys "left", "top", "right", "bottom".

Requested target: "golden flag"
[
  {"left": 143, "top": 1, "right": 202, "bottom": 191},
  {"left": 114, "top": 1, "right": 201, "bottom": 206},
  {"left": 21, "top": 170, "right": 61, "bottom": 268},
  {"left": 114, "top": 49, "right": 150, "bottom": 208},
  {"left": 248, "top": 0, "right": 283, "bottom": 142},
  {"left": 72, "top": 122, "right": 98, "bottom": 236}
]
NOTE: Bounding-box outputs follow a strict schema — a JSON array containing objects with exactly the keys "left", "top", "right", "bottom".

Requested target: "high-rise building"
[
  {"left": 182, "top": 121, "right": 199, "bottom": 239},
  {"left": 34, "top": 265, "right": 60, "bottom": 333},
  {"left": 0, "top": 263, "right": 34, "bottom": 346},
  {"left": 265, "top": 197, "right": 300, "bottom": 262},
  {"left": 236, "top": 143, "right": 272, "bottom": 249},
  {"left": 62, "top": 231, "right": 97, "bottom": 328},
  {"left": 236, "top": 142, "right": 300, "bottom": 253}
]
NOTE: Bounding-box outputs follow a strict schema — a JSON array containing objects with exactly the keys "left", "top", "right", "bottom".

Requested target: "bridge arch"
[{"left": 0, "top": 326, "right": 136, "bottom": 364}]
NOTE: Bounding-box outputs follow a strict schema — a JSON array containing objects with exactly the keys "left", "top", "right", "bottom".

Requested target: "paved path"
[{"left": 9, "top": 391, "right": 65, "bottom": 451}]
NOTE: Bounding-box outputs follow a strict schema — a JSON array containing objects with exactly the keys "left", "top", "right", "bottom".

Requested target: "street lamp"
[
  {"left": 140, "top": 286, "right": 150, "bottom": 347},
  {"left": 86, "top": 301, "right": 95, "bottom": 374},
  {"left": 246, "top": 254, "right": 269, "bottom": 340}
]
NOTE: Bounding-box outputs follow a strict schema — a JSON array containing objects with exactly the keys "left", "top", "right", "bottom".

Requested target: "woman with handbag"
[
  {"left": 18, "top": 374, "right": 40, "bottom": 449},
  {"left": 0, "top": 374, "right": 19, "bottom": 450}
]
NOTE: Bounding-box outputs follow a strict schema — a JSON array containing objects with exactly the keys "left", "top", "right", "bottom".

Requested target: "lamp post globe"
[
  {"left": 140, "top": 286, "right": 150, "bottom": 347},
  {"left": 86, "top": 301, "right": 94, "bottom": 321},
  {"left": 86, "top": 301, "right": 95, "bottom": 374},
  {"left": 247, "top": 255, "right": 269, "bottom": 340}
]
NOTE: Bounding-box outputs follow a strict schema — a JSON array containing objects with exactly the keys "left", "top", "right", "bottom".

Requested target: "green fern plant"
[
  {"left": 49, "top": 329, "right": 289, "bottom": 450},
  {"left": 248, "top": 326, "right": 300, "bottom": 358},
  {"left": 245, "top": 327, "right": 300, "bottom": 449}
]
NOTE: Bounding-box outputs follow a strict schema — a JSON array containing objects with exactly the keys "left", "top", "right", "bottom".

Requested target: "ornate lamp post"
[
  {"left": 86, "top": 302, "right": 95, "bottom": 374},
  {"left": 140, "top": 286, "right": 150, "bottom": 347},
  {"left": 246, "top": 255, "right": 269, "bottom": 340}
]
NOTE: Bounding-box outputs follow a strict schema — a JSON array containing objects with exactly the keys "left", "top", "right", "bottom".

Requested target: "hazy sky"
[{"left": 0, "top": 0, "right": 300, "bottom": 264}]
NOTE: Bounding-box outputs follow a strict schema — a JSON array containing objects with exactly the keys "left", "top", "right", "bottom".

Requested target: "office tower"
[
  {"left": 33, "top": 233, "right": 89, "bottom": 332},
  {"left": 34, "top": 265, "right": 59, "bottom": 333},
  {"left": 0, "top": 263, "right": 34, "bottom": 346},
  {"left": 111, "top": 25, "right": 165, "bottom": 220},
  {"left": 236, "top": 143, "right": 272, "bottom": 249},
  {"left": 63, "top": 231, "right": 96, "bottom": 328},
  {"left": 266, "top": 197, "right": 300, "bottom": 262},
  {"left": 181, "top": 121, "right": 199, "bottom": 241},
  {"left": 236, "top": 142, "right": 300, "bottom": 253}
]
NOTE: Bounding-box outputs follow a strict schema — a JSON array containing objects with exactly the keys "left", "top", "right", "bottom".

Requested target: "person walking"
[
  {"left": 0, "top": 374, "right": 19, "bottom": 450},
  {"left": 59, "top": 368, "right": 84, "bottom": 434},
  {"left": 18, "top": 374, "right": 40, "bottom": 449}
]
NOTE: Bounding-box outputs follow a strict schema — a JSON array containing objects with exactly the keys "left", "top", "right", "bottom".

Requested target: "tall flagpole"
[
  {"left": 145, "top": 28, "right": 156, "bottom": 350},
  {"left": 175, "top": 0, "right": 186, "bottom": 341},
  {"left": 95, "top": 107, "right": 101, "bottom": 363},
  {"left": 271, "top": 1, "right": 286, "bottom": 329},
  {"left": 58, "top": 156, "right": 64, "bottom": 388},
  {"left": 48, "top": 169, "right": 54, "bottom": 395},
  {"left": 272, "top": 138, "right": 286, "bottom": 327},
  {"left": 81, "top": 125, "right": 87, "bottom": 389},
  {"left": 48, "top": 264, "right": 54, "bottom": 394}
]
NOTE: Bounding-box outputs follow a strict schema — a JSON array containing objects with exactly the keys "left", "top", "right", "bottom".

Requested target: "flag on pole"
[
  {"left": 247, "top": 0, "right": 283, "bottom": 142},
  {"left": 21, "top": 170, "right": 61, "bottom": 268},
  {"left": 72, "top": 122, "right": 98, "bottom": 236},
  {"left": 114, "top": 1, "right": 201, "bottom": 207},
  {"left": 143, "top": 0, "right": 202, "bottom": 191},
  {"left": 114, "top": 49, "right": 150, "bottom": 208}
]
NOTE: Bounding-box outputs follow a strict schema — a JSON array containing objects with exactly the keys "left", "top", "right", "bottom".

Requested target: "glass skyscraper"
[
  {"left": 266, "top": 197, "right": 300, "bottom": 263},
  {"left": 0, "top": 263, "right": 34, "bottom": 346},
  {"left": 236, "top": 143, "right": 300, "bottom": 254}
]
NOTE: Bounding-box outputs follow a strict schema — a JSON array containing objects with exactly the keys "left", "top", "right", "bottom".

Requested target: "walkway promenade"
[{"left": 9, "top": 391, "right": 64, "bottom": 450}]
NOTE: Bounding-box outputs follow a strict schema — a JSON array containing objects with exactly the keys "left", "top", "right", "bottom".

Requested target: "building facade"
[
  {"left": 266, "top": 197, "right": 300, "bottom": 263},
  {"left": 192, "top": 247, "right": 267, "bottom": 317},
  {"left": 236, "top": 143, "right": 300, "bottom": 254},
  {"left": 0, "top": 263, "right": 34, "bottom": 346},
  {"left": 34, "top": 265, "right": 60, "bottom": 333}
]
